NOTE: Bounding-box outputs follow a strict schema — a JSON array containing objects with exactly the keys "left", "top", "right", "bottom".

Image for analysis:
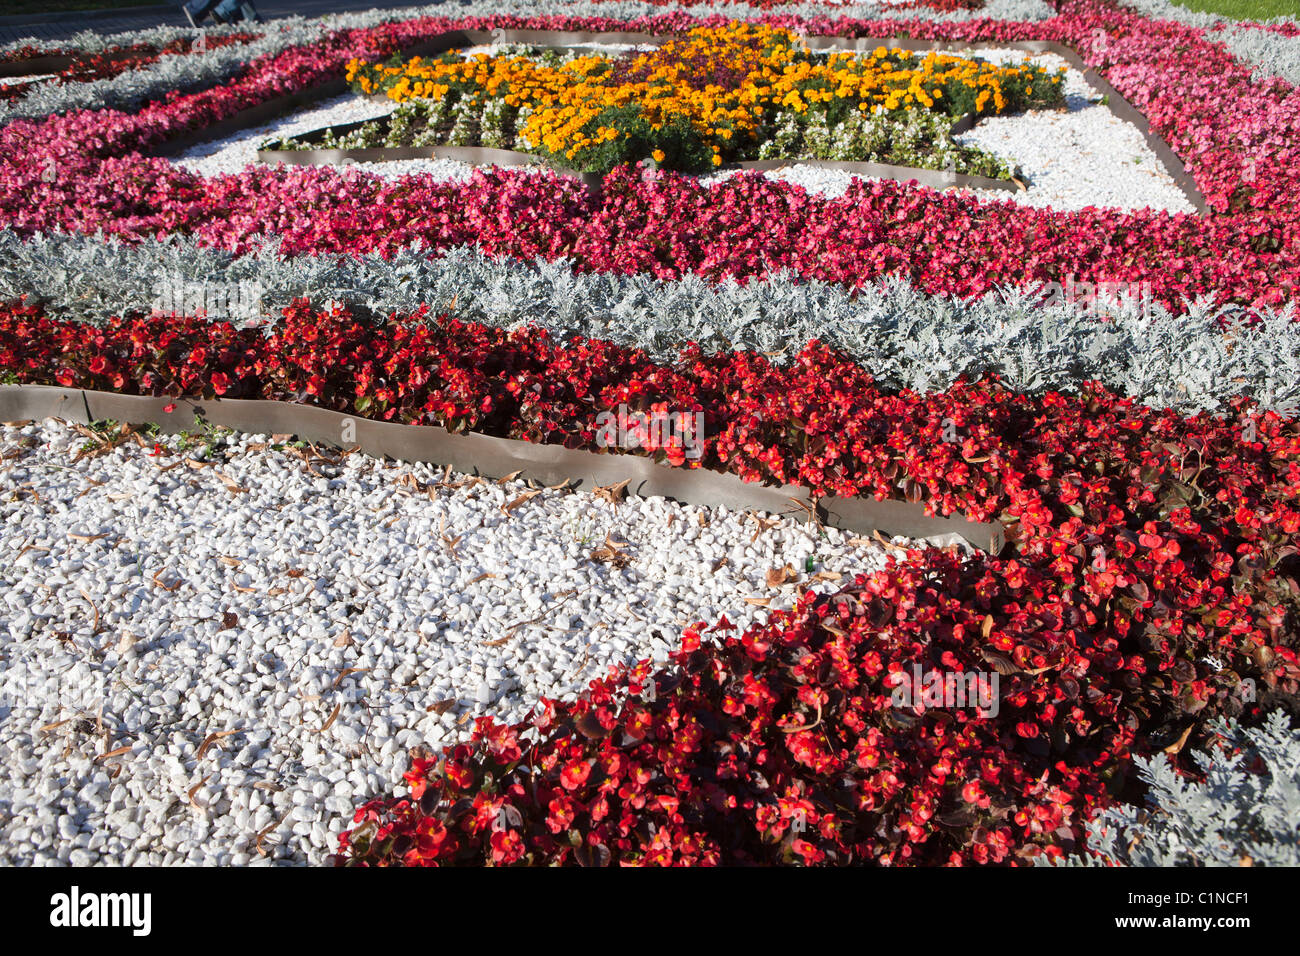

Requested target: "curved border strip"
[
  {"left": 0, "top": 56, "right": 75, "bottom": 79},
  {"left": 256, "top": 110, "right": 1022, "bottom": 196},
  {"left": 0, "top": 383, "right": 1006, "bottom": 554},
  {"left": 256, "top": 120, "right": 607, "bottom": 190}
]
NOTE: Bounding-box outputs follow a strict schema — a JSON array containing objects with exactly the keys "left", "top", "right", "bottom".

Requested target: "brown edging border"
[
  {"left": 0, "top": 384, "right": 1006, "bottom": 554},
  {"left": 256, "top": 109, "right": 1021, "bottom": 196},
  {"left": 257, "top": 124, "right": 607, "bottom": 191},
  {"left": 0, "top": 48, "right": 165, "bottom": 80},
  {"left": 0, "top": 56, "right": 75, "bottom": 79}
]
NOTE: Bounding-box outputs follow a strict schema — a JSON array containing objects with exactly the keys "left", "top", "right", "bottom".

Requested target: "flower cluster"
[
  {"left": 273, "top": 87, "right": 1013, "bottom": 179},
  {"left": 5, "top": 298, "right": 1299, "bottom": 660},
  {"left": 3, "top": 0, "right": 1297, "bottom": 868},
  {"left": 337, "top": 559, "right": 1119, "bottom": 867},
  {"left": 345, "top": 23, "right": 1061, "bottom": 172},
  {"left": 612, "top": 0, "right": 986, "bottom": 11}
]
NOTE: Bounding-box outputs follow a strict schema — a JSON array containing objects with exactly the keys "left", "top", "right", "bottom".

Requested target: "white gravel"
[
  {"left": 171, "top": 46, "right": 1196, "bottom": 215},
  {"left": 172, "top": 92, "right": 399, "bottom": 179},
  {"left": 0, "top": 418, "right": 911, "bottom": 866},
  {"left": 948, "top": 48, "right": 1197, "bottom": 214},
  {"left": 698, "top": 48, "right": 1198, "bottom": 214}
]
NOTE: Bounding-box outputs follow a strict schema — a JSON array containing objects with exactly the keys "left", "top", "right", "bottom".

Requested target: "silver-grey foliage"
[
  {"left": 1054, "top": 710, "right": 1300, "bottom": 867},
  {"left": 0, "top": 20, "right": 328, "bottom": 124},
  {"left": 0, "top": 22, "right": 259, "bottom": 57},
  {"left": 1121, "top": 0, "right": 1300, "bottom": 88},
  {"left": 1, "top": 229, "right": 1297, "bottom": 417},
  {"left": 1218, "top": 25, "right": 1300, "bottom": 89}
]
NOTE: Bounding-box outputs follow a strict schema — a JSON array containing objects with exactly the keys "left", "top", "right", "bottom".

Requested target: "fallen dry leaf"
[
  {"left": 187, "top": 774, "right": 212, "bottom": 809},
  {"left": 593, "top": 479, "right": 630, "bottom": 505},
  {"left": 748, "top": 514, "right": 780, "bottom": 542},
  {"left": 501, "top": 489, "right": 544, "bottom": 517},
  {"left": 590, "top": 534, "right": 632, "bottom": 569},
  {"left": 765, "top": 564, "right": 798, "bottom": 589},
  {"left": 255, "top": 811, "right": 287, "bottom": 857},
  {"left": 68, "top": 532, "right": 109, "bottom": 544},
  {"left": 1164, "top": 724, "right": 1196, "bottom": 755},
  {"left": 151, "top": 569, "right": 181, "bottom": 592},
  {"left": 95, "top": 745, "right": 133, "bottom": 763},
  {"left": 77, "top": 588, "right": 102, "bottom": 634},
  {"left": 332, "top": 667, "right": 370, "bottom": 689},
  {"left": 196, "top": 730, "right": 240, "bottom": 760},
  {"left": 786, "top": 497, "right": 817, "bottom": 523},
  {"left": 313, "top": 704, "right": 342, "bottom": 734}
]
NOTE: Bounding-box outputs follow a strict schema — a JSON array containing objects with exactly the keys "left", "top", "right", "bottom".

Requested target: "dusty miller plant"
[
  {"left": 1117, "top": 0, "right": 1299, "bottom": 87},
  {"left": 1, "top": 229, "right": 1297, "bottom": 418},
  {"left": 1051, "top": 710, "right": 1300, "bottom": 867}
]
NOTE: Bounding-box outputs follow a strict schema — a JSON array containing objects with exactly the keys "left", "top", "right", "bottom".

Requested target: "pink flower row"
[{"left": 0, "top": 0, "right": 1295, "bottom": 313}]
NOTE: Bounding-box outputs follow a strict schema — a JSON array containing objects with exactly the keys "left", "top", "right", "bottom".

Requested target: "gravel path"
[
  {"left": 0, "top": 418, "right": 905, "bottom": 865},
  {"left": 172, "top": 46, "right": 1197, "bottom": 215}
]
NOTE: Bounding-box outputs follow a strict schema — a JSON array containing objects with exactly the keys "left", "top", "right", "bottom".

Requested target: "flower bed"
[
  {"left": 338, "top": 24, "right": 1058, "bottom": 174},
  {"left": 6, "top": 292, "right": 1299, "bottom": 864},
  {"left": 0, "top": 3, "right": 1296, "bottom": 310},
  {"left": 2, "top": 0, "right": 1300, "bottom": 868}
]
